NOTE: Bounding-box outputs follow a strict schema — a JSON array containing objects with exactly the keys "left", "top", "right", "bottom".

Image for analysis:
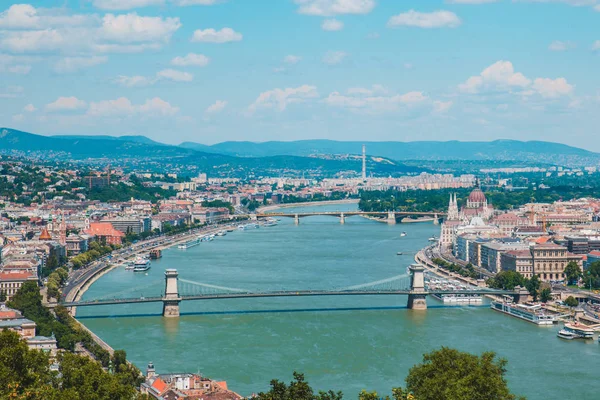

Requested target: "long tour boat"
[{"left": 490, "top": 300, "right": 556, "bottom": 325}]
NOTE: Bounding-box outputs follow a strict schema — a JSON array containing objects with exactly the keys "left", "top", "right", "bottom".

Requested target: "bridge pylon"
[
  {"left": 162, "top": 269, "right": 182, "bottom": 317},
  {"left": 387, "top": 211, "right": 396, "bottom": 225},
  {"left": 433, "top": 213, "right": 439, "bottom": 225},
  {"left": 294, "top": 214, "right": 300, "bottom": 225},
  {"left": 340, "top": 213, "right": 345, "bottom": 224},
  {"left": 407, "top": 263, "right": 427, "bottom": 310}
]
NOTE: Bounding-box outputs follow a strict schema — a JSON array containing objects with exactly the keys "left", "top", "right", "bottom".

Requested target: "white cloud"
[
  {"left": 171, "top": 53, "right": 210, "bottom": 67},
  {"left": 0, "top": 6, "right": 180, "bottom": 55},
  {"left": 433, "top": 100, "right": 453, "bottom": 113},
  {"left": 323, "top": 50, "right": 347, "bottom": 65},
  {"left": 516, "top": 0, "right": 597, "bottom": 6},
  {"left": 4, "top": 64, "right": 31, "bottom": 74},
  {"left": 593, "top": 40, "right": 600, "bottom": 50},
  {"left": 157, "top": 69, "right": 194, "bottom": 82},
  {"left": 46, "top": 96, "right": 87, "bottom": 112},
  {"left": 114, "top": 75, "right": 154, "bottom": 87},
  {"left": 595, "top": 4, "right": 600, "bottom": 11},
  {"left": 388, "top": 10, "right": 461, "bottom": 28},
  {"left": 205, "top": 100, "right": 227, "bottom": 114},
  {"left": 548, "top": 40, "right": 575, "bottom": 51},
  {"left": 191, "top": 28, "right": 242, "bottom": 43},
  {"left": 459, "top": 61, "right": 531, "bottom": 93},
  {"left": 459, "top": 60, "right": 574, "bottom": 99},
  {"left": 12, "top": 114, "right": 24, "bottom": 122},
  {"left": 294, "top": 0, "right": 375, "bottom": 16},
  {"left": 0, "top": 85, "right": 23, "bottom": 99},
  {"left": 321, "top": 19, "right": 344, "bottom": 31},
  {"left": 87, "top": 97, "right": 178, "bottom": 117},
  {"left": 532, "top": 77, "right": 574, "bottom": 98},
  {"left": 173, "top": 0, "right": 222, "bottom": 4},
  {"left": 92, "top": 0, "right": 165, "bottom": 10},
  {"left": 138, "top": 97, "right": 179, "bottom": 116},
  {"left": 24, "top": 104, "right": 36, "bottom": 112},
  {"left": 0, "top": 4, "right": 93, "bottom": 29},
  {"left": 101, "top": 13, "right": 181, "bottom": 43},
  {"left": 54, "top": 56, "right": 108, "bottom": 73},
  {"left": 324, "top": 87, "right": 428, "bottom": 113},
  {"left": 284, "top": 55, "right": 302, "bottom": 64},
  {"left": 248, "top": 85, "right": 319, "bottom": 113}
]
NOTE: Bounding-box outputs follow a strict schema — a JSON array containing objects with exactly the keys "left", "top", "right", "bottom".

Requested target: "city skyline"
[{"left": 1, "top": 0, "right": 599, "bottom": 148}]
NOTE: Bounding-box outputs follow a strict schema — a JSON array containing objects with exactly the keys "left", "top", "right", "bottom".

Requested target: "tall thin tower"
[{"left": 361, "top": 144, "right": 366, "bottom": 180}]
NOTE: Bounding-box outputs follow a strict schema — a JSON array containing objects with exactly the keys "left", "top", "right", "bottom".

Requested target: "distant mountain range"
[
  {"left": 0, "top": 128, "right": 420, "bottom": 175},
  {"left": 2, "top": 128, "right": 596, "bottom": 169},
  {"left": 180, "top": 139, "right": 598, "bottom": 164}
]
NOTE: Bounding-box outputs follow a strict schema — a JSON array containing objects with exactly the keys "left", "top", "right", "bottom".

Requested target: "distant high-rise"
[{"left": 362, "top": 144, "right": 366, "bottom": 180}]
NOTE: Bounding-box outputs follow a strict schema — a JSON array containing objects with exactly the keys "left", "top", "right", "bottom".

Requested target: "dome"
[
  {"left": 468, "top": 188, "right": 486, "bottom": 204},
  {"left": 469, "top": 216, "right": 486, "bottom": 227},
  {"left": 39, "top": 228, "right": 52, "bottom": 240}
]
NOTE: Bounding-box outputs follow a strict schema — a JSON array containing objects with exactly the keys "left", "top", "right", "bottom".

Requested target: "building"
[
  {"left": 102, "top": 217, "right": 151, "bottom": 235},
  {"left": 501, "top": 243, "right": 583, "bottom": 282},
  {"left": 140, "top": 363, "right": 242, "bottom": 400},
  {"left": 84, "top": 222, "right": 125, "bottom": 245},
  {"left": 0, "top": 271, "right": 37, "bottom": 301}
]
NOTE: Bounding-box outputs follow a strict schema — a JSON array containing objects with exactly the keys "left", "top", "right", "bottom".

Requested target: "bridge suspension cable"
[
  {"left": 342, "top": 274, "right": 410, "bottom": 291},
  {"left": 178, "top": 278, "right": 249, "bottom": 293},
  {"left": 93, "top": 281, "right": 163, "bottom": 300}
]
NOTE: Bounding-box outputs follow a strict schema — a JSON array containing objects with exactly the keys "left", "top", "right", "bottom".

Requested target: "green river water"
[{"left": 77, "top": 204, "right": 600, "bottom": 399}]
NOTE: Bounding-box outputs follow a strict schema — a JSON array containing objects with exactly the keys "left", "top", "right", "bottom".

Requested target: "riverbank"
[{"left": 258, "top": 198, "right": 358, "bottom": 212}]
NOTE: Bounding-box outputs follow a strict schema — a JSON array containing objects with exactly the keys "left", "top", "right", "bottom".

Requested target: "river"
[{"left": 77, "top": 203, "right": 600, "bottom": 399}]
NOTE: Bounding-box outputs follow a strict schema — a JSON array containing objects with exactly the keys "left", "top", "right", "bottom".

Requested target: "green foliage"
[
  {"left": 87, "top": 179, "right": 175, "bottom": 204},
  {"left": 70, "top": 242, "right": 112, "bottom": 269},
  {"left": 254, "top": 372, "right": 343, "bottom": 400},
  {"left": 487, "top": 271, "right": 526, "bottom": 291},
  {"left": 525, "top": 275, "right": 541, "bottom": 301},
  {"left": 539, "top": 288, "right": 552, "bottom": 303},
  {"left": 0, "top": 330, "right": 145, "bottom": 400},
  {"left": 202, "top": 199, "right": 234, "bottom": 213},
  {"left": 564, "top": 262, "right": 582, "bottom": 285},
  {"left": 0, "top": 290, "right": 6, "bottom": 302},
  {"left": 582, "top": 261, "right": 600, "bottom": 290},
  {"left": 405, "top": 347, "right": 524, "bottom": 400},
  {"left": 564, "top": 296, "right": 579, "bottom": 307},
  {"left": 432, "top": 258, "right": 478, "bottom": 279}
]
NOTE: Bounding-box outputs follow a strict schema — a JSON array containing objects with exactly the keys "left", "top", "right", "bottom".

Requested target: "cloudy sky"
[{"left": 1, "top": 0, "right": 599, "bottom": 148}]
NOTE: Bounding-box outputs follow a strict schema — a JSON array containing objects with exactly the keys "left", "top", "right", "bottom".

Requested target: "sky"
[{"left": 1, "top": 0, "right": 599, "bottom": 149}]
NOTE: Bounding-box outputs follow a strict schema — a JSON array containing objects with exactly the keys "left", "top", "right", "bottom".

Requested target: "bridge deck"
[{"left": 62, "top": 289, "right": 510, "bottom": 307}]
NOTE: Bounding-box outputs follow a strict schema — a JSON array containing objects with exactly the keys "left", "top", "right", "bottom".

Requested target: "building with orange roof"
[{"left": 84, "top": 222, "right": 125, "bottom": 245}]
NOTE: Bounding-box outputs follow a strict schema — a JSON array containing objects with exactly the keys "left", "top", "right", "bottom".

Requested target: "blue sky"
[{"left": 1, "top": 0, "right": 599, "bottom": 149}]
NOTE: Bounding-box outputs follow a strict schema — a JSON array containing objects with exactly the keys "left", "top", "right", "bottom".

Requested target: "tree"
[
  {"left": 487, "top": 271, "right": 526, "bottom": 291},
  {"left": 564, "top": 262, "right": 582, "bottom": 285},
  {"left": 525, "top": 275, "right": 541, "bottom": 301},
  {"left": 539, "top": 288, "right": 552, "bottom": 303},
  {"left": 564, "top": 296, "right": 579, "bottom": 307},
  {"left": 0, "top": 290, "right": 6, "bottom": 302},
  {"left": 582, "top": 261, "right": 600, "bottom": 290},
  {"left": 255, "top": 372, "right": 343, "bottom": 400},
  {"left": 404, "top": 347, "right": 525, "bottom": 400}
]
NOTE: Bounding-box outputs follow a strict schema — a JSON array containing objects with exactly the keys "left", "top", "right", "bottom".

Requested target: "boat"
[
  {"left": 237, "top": 225, "right": 246, "bottom": 231},
  {"left": 433, "top": 293, "right": 483, "bottom": 304},
  {"left": 490, "top": 300, "right": 556, "bottom": 325},
  {"left": 134, "top": 256, "right": 151, "bottom": 266},
  {"left": 178, "top": 244, "right": 187, "bottom": 249},
  {"left": 216, "top": 231, "right": 226, "bottom": 237},
  {"left": 557, "top": 328, "right": 577, "bottom": 340},
  {"left": 428, "top": 236, "right": 437, "bottom": 242},
  {"left": 400, "top": 232, "right": 407, "bottom": 237},
  {"left": 133, "top": 264, "right": 151, "bottom": 272},
  {"left": 125, "top": 263, "right": 135, "bottom": 270},
  {"left": 559, "top": 323, "right": 594, "bottom": 339},
  {"left": 397, "top": 252, "right": 403, "bottom": 255}
]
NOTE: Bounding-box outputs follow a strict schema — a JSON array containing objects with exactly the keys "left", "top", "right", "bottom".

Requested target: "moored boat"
[
  {"left": 490, "top": 300, "right": 556, "bottom": 325},
  {"left": 559, "top": 322, "right": 594, "bottom": 339}
]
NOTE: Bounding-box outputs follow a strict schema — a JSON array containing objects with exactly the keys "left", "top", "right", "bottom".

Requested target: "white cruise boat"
[
  {"left": 400, "top": 232, "right": 407, "bottom": 237},
  {"left": 134, "top": 256, "right": 151, "bottom": 266},
  {"left": 558, "top": 323, "right": 595, "bottom": 339},
  {"left": 433, "top": 293, "right": 483, "bottom": 304},
  {"left": 133, "top": 264, "right": 151, "bottom": 272},
  {"left": 490, "top": 300, "right": 556, "bottom": 325}
]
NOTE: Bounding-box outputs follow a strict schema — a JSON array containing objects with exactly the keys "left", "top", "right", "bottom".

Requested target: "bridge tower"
[
  {"left": 387, "top": 211, "right": 396, "bottom": 225},
  {"left": 433, "top": 213, "right": 439, "bottom": 225},
  {"left": 340, "top": 213, "right": 345, "bottom": 224},
  {"left": 162, "top": 269, "right": 181, "bottom": 317},
  {"left": 294, "top": 214, "right": 300, "bottom": 225},
  {"left": 407, "top": 264, "right": 427, "bottom": 310}
]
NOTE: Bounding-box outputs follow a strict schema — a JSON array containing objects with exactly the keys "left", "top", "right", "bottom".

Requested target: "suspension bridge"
[
  {"left": 247, "top": 211, "right": 446, "bottom": 225},
  {"left": 61, "top": 265, "right": 518, "bottom": 317}
]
